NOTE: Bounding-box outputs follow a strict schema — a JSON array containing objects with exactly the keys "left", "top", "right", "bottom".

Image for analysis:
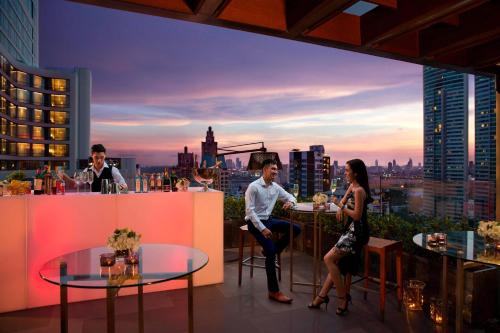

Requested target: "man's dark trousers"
[{"left": 246, "top": 217, "right": 301, "bottom": 292}]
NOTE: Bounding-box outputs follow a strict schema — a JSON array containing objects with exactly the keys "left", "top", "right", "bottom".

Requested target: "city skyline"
[{"left": 39, "top": 0, "right": 477, "bottom": 166}]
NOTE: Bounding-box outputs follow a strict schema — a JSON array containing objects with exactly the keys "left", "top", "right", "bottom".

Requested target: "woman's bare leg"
[{"left": 324, "top": 247, "right": 348, "bottom": 308}]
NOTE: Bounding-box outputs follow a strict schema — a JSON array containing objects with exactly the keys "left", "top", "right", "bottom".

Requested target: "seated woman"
[{"left": 307, "top": 158, "right": 372, "bottom": 315}]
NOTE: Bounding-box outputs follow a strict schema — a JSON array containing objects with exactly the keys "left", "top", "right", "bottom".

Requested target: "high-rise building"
[
  {"left": 289, "top": 145, "right": 329, "bottom": 197},
  {"left": 0, "top": 46, "right": 90, "bottom": 174},
  {"left": 0, "top": 1, "right": 39, "bottom": 66},
  {"left": 279, "top": 163, "right": 289, "bottom": 185},
  {"left": 235, "top": 157, "right": 242, "bottom": 170},
  {"left": 225, "top": 158, "right": 235, "bottom": 170},
  {"left": 423, "top": 66, "right": 468, "bottom": 221},
  {"left": 474, "top": 75, "right": 496, "bottom": 220},
  {"left": 177, "top": 146, "right": 194, "bottom": 179},
  {"left": 201, "top": 126, "right": 218, "bottom": 167}
]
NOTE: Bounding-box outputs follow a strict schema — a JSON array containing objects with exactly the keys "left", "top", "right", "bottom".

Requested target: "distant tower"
[
  {"left": 177, "top": 146, "right": 194, "bottom": 179},
  {"left": 201, "top": 126, "right": 218, "bottom": 167}
]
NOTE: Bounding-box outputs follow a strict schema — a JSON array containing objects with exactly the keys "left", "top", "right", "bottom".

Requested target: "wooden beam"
[
  {"left": 189, "top": 0, "right": 231, "bottom": 16},
  {"left": 361, "top": 0, "right": 487, "bottom": 48},
  {"left": 286, "top": 0, "right": 356, "bottom": 37},
  {"left": 365, "top": 0, "right": 397, "bottom": 9},
  {"left": 420, "top": 2, "right": 500, "bottom": 58},
  {"left": 467, "top": 39, "right": 500, "bottom": 69}
]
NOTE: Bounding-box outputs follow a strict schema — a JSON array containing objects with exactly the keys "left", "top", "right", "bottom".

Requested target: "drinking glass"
[
  {"left": 81, "top": 171, "right": 89, "bottom": 192},
  {"left": 87, "top": 170, "right": 94, "bottom": 192},
  {"left": 73, "top": 171, "right": 81, "bottom": 193},
  {"left": 291, "top": 184, "right": 299, "bottom": 198}
]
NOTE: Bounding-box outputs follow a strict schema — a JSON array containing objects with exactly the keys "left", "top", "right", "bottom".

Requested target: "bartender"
[
  {"left": 61, "top": 144, "right": 128, "bottom": 192},
  {"left": 84, "top": 144, "right": 127, "bottom": 192}
]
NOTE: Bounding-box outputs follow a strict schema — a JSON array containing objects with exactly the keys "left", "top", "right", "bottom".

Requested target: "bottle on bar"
[
  {"left": 163, "top": 168, "right": 171, "bottom": 192},
  {"left": 171, "top": 169, "right": 178, "bottom": 192},
  {"left": 142, "top": 173, "right": 148, "bottom": 193},
  {"left": 33, "top": 168, "right": 43, "bottom": 195},
  {"left": 135, "top": 168, "right": 142, "bottom": 193},
  {"left": 149, "top": 173, "right": 156, "bottom": 192},
  {"left": 155, "top": 173, "right": 162, "bottom": 192},
  {"left": 51, "top": 171, "right": 57, "bottom": 195},
  {"left": 43, "top": 166, "right": 52, "bottom": 195}
]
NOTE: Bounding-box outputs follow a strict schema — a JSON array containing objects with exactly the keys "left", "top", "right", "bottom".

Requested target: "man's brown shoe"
[{"left": 268, "top": 291, "right": 293, "bottom": 304}]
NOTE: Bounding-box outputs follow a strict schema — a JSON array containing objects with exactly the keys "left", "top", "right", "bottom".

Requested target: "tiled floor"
[{"left": 0, "top": 250, "right": 485, "bottom": 333}]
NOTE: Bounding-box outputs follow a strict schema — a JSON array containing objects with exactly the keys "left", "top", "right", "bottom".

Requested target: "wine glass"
[
  {"left": 291, "top": 184, "right": 299, "bottom": 198},
  {"left": 330, "top": 178, "right": 338, "bottom": 198},
  {"left": 73, "top": 171, "right": 81, "bottom": 193},
  {"left": 80, "top": 171, "right": 88, "bottom": 192},
  {"left": 87, "top": 170, "right": 94, "bottom": 192}
]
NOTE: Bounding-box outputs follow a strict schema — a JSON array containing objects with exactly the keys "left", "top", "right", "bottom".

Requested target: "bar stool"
[
  {"left": 238, "top": 224, "right": 281, "bottom": 286},
  {"left": 362, "top": 237, "right": 403, "bottom": 321}
]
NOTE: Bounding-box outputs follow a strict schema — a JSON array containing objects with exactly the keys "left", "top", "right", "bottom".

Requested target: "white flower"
[
  {"left": 107, "top": 228, "right": 142, "bottom": 251},
  {"left": 313, "top": 193, "right": 328, "bottom": 205}
]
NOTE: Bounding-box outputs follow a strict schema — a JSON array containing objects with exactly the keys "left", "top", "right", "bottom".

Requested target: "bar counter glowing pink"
[{"left": 0, "top": 189, "right": 223, "bottom": 312}]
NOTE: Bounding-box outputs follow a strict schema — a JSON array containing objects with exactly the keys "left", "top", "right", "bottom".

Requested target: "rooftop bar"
[{"left": 0, "top": 189, "right": 223, "bottom": 313}]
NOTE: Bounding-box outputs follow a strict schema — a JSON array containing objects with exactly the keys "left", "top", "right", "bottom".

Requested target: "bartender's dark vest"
[{"left": 90, "top": 166, "right": 114, "bottom": 192}]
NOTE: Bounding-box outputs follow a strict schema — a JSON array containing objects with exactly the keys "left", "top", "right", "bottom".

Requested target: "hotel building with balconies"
[{"left": 0, "top": 43, "right": 90, "bottom": 174}]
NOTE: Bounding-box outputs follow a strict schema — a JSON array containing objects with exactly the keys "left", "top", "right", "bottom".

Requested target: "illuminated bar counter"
[{"left": 0, "top": 189, "right": 223, "bottom": 312}]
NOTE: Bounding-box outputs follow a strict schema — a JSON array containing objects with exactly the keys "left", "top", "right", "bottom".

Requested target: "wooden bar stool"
[
  {"left": 238, "top": 225, "right": 281, "bottom": 286},
  {"left": 363, "top": 237, "right": 403, "bottom": 321}
]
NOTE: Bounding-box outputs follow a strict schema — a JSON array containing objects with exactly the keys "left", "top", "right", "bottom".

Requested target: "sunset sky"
[{"left": 39, "top": 0, "right": 476, "bottom": 166}]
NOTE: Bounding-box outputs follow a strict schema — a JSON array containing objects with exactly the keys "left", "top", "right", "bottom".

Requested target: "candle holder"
[
  {"left": 430, "top": 297, "right": 444, "bottom": 325},
  {"left": 125, "top": 252, "right": 139, "bottom": 265},
  {"left": 403, "top": 280, "right": 425, "bottom": 311},
  {"left": 100, "top": 253, "right": 116, "bottom": 267}
]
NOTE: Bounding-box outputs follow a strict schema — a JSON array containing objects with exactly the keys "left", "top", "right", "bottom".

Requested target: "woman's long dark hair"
[{"left": 347, "top": 159, "right": 373, "bottom": 204}]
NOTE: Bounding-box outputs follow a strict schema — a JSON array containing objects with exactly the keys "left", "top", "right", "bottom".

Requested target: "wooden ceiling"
[{"left": 71, "top": 0, "right": 500, "bottom": 76}]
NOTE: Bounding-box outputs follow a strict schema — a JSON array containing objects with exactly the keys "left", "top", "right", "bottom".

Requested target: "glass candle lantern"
[{"left": 403, "top": 280, "right": 426, "bottom": 311}]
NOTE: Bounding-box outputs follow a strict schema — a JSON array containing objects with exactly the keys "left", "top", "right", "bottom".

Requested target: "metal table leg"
[
  {"left": 138, "top": 285, "right": 144, "bottom": 333},
  {"left": 60, "top": 285, "right": 68, "bottom": 333},
  {"left": 313, "top": 211, "right": 318, "bottom": 297},
  {"left": 188, "top": 274, "right": 194, "bottom": 333},
  {"left": 442, "top": 256, "right": 448, "bottom": 333},
  {"left": 106, "top": 288, "right": 116, "bottom": 333},
  {"left": 289, "top": 212, "right": 294, "bottom": 291},
  {"left": 456, "top": 258, "right": 464, "bottom": 333}
]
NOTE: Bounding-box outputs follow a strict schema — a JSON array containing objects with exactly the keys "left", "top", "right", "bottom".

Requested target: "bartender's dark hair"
[
  {"left": 261, "top": 159, "right": 277, "bottom": 170},
  {"left": 91, "top": 144, "right": 106, "bottom": 154}
]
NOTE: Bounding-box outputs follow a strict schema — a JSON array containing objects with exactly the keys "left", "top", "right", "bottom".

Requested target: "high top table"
[
  {"left": 413, "top": 231, "right": 499, "bottom": 333},
  {"left": 39, "top": 244, "right": 209, "bottom": 333},
  {"left": 289, "top": 202, "right": 338, "bottom": 297}
]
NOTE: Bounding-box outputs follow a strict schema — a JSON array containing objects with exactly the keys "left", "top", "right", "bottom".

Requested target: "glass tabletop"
[
  {"left": 292, "top": 202, "right": 338, "bottom": 214},
  {"left": 413, "top": 231, "right": 500, "bottom": 266},
  {"left": 39, "top": 244, "right": 209, "bottom": 289}
]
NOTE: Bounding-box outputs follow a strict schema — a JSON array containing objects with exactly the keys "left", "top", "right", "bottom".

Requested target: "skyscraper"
[
  {"left": 289, "top": 145, "right": 329, "bottom": 197},
  {"left": 0, "top": 2, "right": 91, "bottom": 174},
  {"left": 177, "top": 146, "right": 194, "bottom": 179},
  {"left": 423, "top": 66, "right": 468, "bottom": 221},
  {"left": 474, "top": 75, "right": 496, "bottom": 220},
  {"left": 0, "top": 1, "right": 39, "bottom": 66},
  {"left": 201, "top": 126, "right": 218, "bottom": 167}
]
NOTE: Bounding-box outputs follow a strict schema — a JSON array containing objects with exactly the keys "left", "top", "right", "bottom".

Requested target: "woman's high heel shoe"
[
  {"left": 307, "top": 294, "right": 330, "bottom": 310},
  {"left": 336, "top": 295, "right": 349, "bottom": 316}
]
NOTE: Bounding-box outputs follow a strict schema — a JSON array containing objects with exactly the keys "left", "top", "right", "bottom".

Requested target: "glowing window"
[
  {"left": 17, "top": 143, "right": 30, "bottom": 157},
  {"left": 17, "top": 107, "right": 27, "bottom": 120},
  {"left": 50, "top": 127, "right": 67, "bottom": 140},
  {"left": 17, "top": 125, "right": 30, "bottom": 139},
  {"left": 33, "top": 109, "right": 43, "bottom": 122},
  {"left": 32, "top": 126, "right": 44, "bottom": 140},
  {"left": 51, "top": 79, "right": 67, "bottom": 92},
  {"left": 32, "top": 92, "right": 43, "bottom": 105},
  {"left": 50, "top": 111, "right": 67, "bottom": 124},
  {"left": 49, "top": 144, "right": 68, "bottom": 157},
  {"left": 32, "top": 144, "right": 45, "bottom": 157},
  {"left": 51, "top": 94, "right": 67, "bottom": 107},
  {"left": 33, "top": 75, "right": 43, "bottom": 89}
]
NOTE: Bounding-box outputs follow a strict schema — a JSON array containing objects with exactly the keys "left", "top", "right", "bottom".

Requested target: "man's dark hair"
[
  {"left": 91, "top": 144, "right": 106, "bottom": 154},
  {"left": 261, "top": 159, "right": 277, "bottom": 170}
]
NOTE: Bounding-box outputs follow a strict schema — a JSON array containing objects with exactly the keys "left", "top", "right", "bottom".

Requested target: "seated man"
[{"left": 245, "top": 159, "right": 300, "bottom": 303}]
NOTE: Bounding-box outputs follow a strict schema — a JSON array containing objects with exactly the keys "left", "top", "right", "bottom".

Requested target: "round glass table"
[
  {"left": 39, "top": 244, "right": 209, "bottom": 333},
  {"left": 289, "top": 202, "right": 338, "bottom": 297},
  {"left": 413, "top": 231, "right": 500, "bottom": 333}
]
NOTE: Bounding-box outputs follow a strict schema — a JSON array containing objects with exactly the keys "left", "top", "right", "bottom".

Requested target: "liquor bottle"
[
  {"left": 51, "top": 172, "right": 57, "bottom": 195},
  {"left": 163, "top": 168, "right": 171, "bottom": 192},
  {"left": 44, "top": 166, "right": 52, "bottom": 195},
  {"left": 149, "top": 173, "right": 156, "bottom": 192},
  {"left": 135, "top": 168, "right": 142, "bottom": 193},
  {"left": 170, "top": 170, "right": 178, "bottom": 192},
  {"left": 142, "top": 173, "right": 148, "bottom": 193},
  {"left": 155, "top": 173, "right": 162, "bottom": 192},
  {"left": 33, "top": 168, "right": 43, "bottom": 195}
]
